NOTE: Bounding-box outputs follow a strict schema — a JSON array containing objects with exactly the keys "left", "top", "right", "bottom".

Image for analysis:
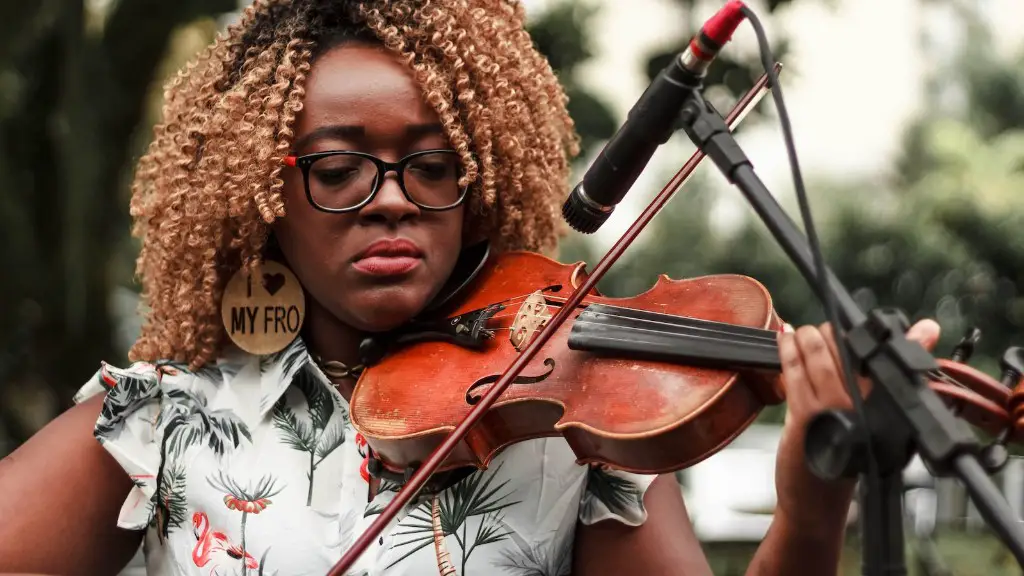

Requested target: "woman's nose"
[{"left": 358, "top": 172, "right": 420, "bottom": 224}]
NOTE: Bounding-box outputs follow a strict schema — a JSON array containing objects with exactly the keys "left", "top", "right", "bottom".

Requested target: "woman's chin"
[{"left": 343, "top": 292, "right": 431, "bottom": 333}]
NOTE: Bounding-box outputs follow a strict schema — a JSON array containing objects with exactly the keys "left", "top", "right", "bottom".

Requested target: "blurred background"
[{"left": 1, "top": 0, "right": 1023, "bottom": 574}]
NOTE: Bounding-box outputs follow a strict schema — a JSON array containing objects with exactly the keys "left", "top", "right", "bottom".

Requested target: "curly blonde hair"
[{"left": 128, "top": 0, "right": 580, "bottom": 369}]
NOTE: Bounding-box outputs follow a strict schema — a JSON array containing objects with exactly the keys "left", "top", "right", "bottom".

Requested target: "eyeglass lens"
[{"left": 307, "top": 152, "right": 462, "bottom": 210}]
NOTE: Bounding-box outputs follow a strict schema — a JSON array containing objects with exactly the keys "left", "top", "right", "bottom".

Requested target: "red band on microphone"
[{"left": 702, "top": 1, "right": 747, "bottom": 47}]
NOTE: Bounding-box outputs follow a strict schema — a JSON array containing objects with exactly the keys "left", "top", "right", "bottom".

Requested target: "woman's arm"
[
  {"left": 744, "top": 320, "right": 939, "bottom": 575},
  {"left": 573, "top": 473, "right": 714, "bottom": 576},
  {"left": 0, "top": 394, "right": 142, "bottom": 575},
  {"left": 743, "top": 478, "right": 854, "bottom": 575}
]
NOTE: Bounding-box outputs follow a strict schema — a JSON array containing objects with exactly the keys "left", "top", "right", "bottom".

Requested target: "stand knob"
[
  {"left": 804, "top": 409, "right": 864, "bottom": 481},
  {"left": 950, "top": 327, "right": 982, "bottom": 363},
  {"left": 981, "top": 441, "right": 1010, "bottom": 474},
  {"left": 999, "top": 347, "right": 1024, "bottom": 389}
]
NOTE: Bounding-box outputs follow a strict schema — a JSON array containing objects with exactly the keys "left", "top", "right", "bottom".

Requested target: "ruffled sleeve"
[
  {"left": 577, "top": 464, "right": 659, "bottom": 526},
  {"left": 74, "top": 361, "right": 166, "bottom": 530}
]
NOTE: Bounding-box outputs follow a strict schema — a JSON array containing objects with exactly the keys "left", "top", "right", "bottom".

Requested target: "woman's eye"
[
  {"left": 313, "top": 167, "right": 359, "bottom": 187},
  {"left": 408, "top": 161, "right": 452, "bottom": 181}
]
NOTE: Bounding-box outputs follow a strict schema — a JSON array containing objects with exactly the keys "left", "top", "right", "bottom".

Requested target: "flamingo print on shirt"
[{"left": 192, "top": 512, "right": 259, "bottom": 574}]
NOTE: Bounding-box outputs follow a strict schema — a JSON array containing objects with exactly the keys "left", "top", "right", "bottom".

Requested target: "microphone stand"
[{"left": 675, "top": 89, "right": 1024, "bottom": 574}]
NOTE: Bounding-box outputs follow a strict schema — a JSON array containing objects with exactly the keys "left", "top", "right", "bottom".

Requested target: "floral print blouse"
[{"left": 75, "top": 337, "right": 657, "bottom": 576}]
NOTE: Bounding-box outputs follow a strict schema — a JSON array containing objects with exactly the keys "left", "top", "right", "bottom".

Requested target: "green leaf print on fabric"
[
  {"left": 491, "top": 518, "right": 572, "bottom": 576},
  {"left": 580, "top": 465, "right": 643, "bottom": 520},
  {"left": 260, "top": 339, "right": 308, "bottom": 382},
  {"left": 92, "top": 363, "right": 162, "bottom": 439},
  {"left": 271, "top": 366, "right": 348, "bottom": 505},
  {"left": 153, "top": 387, "right": 252, "bottom": 539},
  {"left": 156, "top": 360, "right": 224, "bottom": 385},
  {"left": 363, "top": 479, "right": 402, "bottom": 518},
  {"left": 159, "top": 388, "right": 253, "bottom": 459},
  {"left": 151, "top": 463, "right": 188, "bottom": 538},
  {"left": 389, "top": 461, "right": 521, "bottom": 575}
]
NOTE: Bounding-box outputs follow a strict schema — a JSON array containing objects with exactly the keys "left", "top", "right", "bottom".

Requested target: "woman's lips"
[
  {"left": 351, "top": 256, "right": 421, "bottom": 276},
  {"left": 351, "top": 238, "right": 424, "bottom": 277}
]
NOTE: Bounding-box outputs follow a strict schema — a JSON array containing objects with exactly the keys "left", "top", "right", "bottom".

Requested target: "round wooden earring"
[{"left": 220, "top": 261, "right": 306, "bottom": 355}]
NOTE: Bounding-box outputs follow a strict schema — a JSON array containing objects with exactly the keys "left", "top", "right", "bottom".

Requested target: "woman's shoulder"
[
  {"left": 73, "top": 338, "right": 317, "bottom": 413},
  {"left": 67, "top": 341, "right": 321, "bottom": 532},
  {"left": 74, "top": 357, "right": 229, "bottom": 406}
]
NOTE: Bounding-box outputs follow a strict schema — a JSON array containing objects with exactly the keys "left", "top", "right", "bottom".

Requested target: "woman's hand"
[{"left": 773, "top": 319, "right": 941, "bottom": 529}]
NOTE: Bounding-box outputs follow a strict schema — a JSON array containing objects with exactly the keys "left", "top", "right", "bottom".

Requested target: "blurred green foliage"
[
  {"left": 0, "top": 0, "right": 236, "bottom": 450},
  {"left": 557, "top": 0, "right": 1024, "bottom": 398}
]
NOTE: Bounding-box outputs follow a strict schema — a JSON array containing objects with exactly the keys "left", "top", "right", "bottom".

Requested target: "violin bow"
[{"left": 327, "top": 62, "right": 783, "bottom": 576}]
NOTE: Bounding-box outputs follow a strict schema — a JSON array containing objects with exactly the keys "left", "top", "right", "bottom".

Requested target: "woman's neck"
[{"left": 301, "top": 297, "right": 365, "bottom": 401}]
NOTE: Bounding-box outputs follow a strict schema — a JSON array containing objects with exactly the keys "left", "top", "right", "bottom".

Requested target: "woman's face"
[{"left": 275, "top": 43, "right": 465, "bottom": 333}]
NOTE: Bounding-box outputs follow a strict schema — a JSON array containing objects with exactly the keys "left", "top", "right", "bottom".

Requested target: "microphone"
[{"left": 561, "top": 0, "right": 747, "bottom": 234}]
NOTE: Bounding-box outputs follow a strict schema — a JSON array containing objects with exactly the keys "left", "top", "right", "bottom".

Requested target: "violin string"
[
  {"left": 473, "top": 298, "right": 988, "bottom": 404},
  {"left": 566, "top": 320, "right": 979, "bottom": 395},
  {"left": 564, "top": 304, "right": 779, "bottom": 342},
  {"left": 481, "top": 300, "right": 778, "bottom": 342},
  {"left": 568, "top": 320, "right": 778, "bottom": 351}
]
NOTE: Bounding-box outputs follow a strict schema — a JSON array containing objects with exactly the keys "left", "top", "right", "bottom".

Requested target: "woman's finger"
[
  {"left": 778, "top": 330, "right": 818, "bottom": 417},
  {"left": 906, "top": 318, "right": 941, "bottom": 352},
  {"left": 794, "top": 325, "right": 850, "bottom": 410}
]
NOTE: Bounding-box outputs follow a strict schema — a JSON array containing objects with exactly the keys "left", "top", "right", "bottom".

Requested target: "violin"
[
  {"left": 352, "top": 250, "right": 1024, "bottom": 479},
  {"left": 351, "top": 250, "right": 788, "bottom": 477}
]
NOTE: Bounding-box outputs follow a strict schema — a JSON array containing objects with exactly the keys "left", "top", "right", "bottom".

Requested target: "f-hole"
[{"left": 465, "top": 358, "right": 557, "bottom": 405}]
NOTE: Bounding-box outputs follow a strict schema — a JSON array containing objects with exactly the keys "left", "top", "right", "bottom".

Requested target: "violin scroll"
[{"left": 928, "top": 327, "right": 1024, "bottom": 473}]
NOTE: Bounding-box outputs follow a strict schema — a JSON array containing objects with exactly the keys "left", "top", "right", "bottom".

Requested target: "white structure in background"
[{"left": 682, "top": 424, "right": 785, "bottom": 542}]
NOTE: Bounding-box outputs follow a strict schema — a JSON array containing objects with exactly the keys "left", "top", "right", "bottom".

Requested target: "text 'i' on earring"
[{"left": 220, "top": 261, "right": 305, "bottom": 355}]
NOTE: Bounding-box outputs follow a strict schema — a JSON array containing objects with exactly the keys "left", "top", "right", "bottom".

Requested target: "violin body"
[{"left": 350, "top": 251, "right": 786, "bottom": 476}]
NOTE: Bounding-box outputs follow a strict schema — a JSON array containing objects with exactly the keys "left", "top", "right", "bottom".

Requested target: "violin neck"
[{"left": 567, "top": 303, "right": 782, "bottom": 370}]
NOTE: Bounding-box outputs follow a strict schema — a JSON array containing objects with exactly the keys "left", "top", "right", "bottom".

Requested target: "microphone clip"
[{"left": 677, "top": 93, "right": 752, "bottom": 184}]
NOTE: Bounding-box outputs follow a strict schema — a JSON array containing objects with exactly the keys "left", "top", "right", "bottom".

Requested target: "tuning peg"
[
  {"left": 980, "top": 346, "right": 1018, "bottom": 473},
  {"left": 987, "top": 347, "right": 1024, "bottom": 474},
  {"left": 1000, "top": 347, "right": 1024, "bottom": 389},
  {"left": 950, "top": 327, "right": 982, "bottom": 363}
]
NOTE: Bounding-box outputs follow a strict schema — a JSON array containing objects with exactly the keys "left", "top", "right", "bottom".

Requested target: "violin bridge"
[{"left": 509, "top": 291, "right": 552, "bottom": 352}]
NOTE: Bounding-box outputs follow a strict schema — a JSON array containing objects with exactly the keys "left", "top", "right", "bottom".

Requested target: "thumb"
[{"left": 906, "top": 318, "right": 941, "bottom": 352}]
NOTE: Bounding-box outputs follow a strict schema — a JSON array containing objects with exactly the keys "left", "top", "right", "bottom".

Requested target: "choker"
[{"left": 312, "top": 355, "right": 364, "bottom": 384}]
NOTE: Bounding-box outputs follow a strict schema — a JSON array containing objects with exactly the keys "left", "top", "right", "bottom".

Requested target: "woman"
[{"left": 0, "top": 1, "right": 941, "bottom": 574}]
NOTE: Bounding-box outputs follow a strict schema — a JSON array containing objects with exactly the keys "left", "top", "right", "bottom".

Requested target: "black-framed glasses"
[{"left": 283, "top": 149, "right": 468, "bottom": 213}]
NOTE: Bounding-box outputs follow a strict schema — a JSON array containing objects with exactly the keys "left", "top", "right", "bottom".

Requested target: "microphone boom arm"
[{"left": 676, "top": 77, "right": 1024, "bottom": 574}]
